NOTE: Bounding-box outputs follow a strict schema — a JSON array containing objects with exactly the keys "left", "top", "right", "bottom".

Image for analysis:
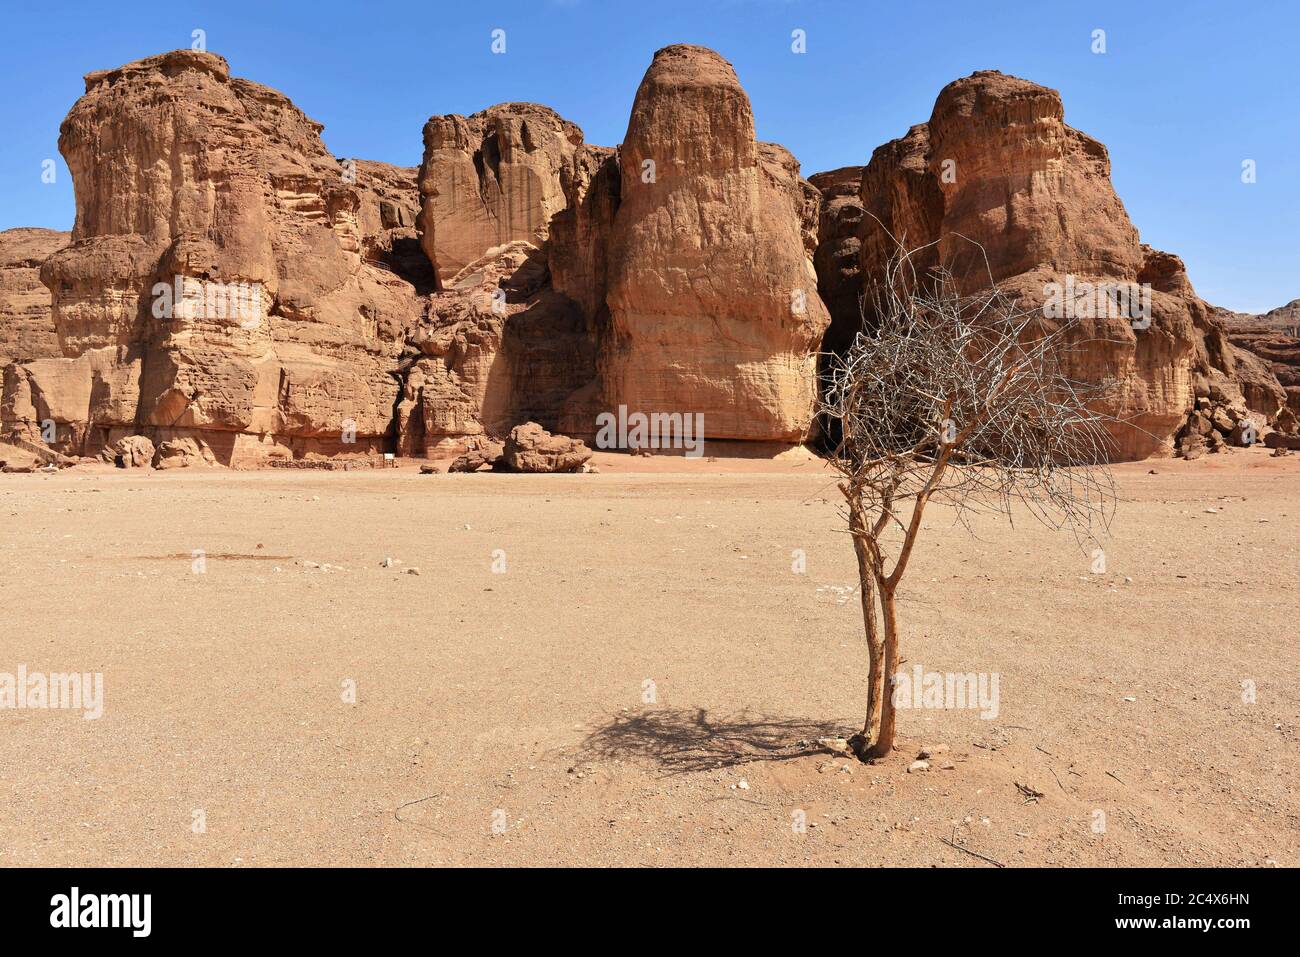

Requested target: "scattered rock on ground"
[
  {"left": 153, "top": 437, "right": 217, "bottom": 470},
  {"left": 448, "top": 440, "right": 505, "bottom": 473},
  {"left": 501, "top": 421, "right": 592, "bottom": 473},
  {"left": 102, "top": 435, "right": 155, "bottom": 469}
]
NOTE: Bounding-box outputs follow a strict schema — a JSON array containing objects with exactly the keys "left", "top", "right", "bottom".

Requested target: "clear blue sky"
[{"left": 2, "top": 0, "right": 1295, "bottom": 312}]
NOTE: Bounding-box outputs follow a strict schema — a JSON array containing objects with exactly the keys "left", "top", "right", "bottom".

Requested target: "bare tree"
[{"left": 819, "top": 240, "right": 1116, "bottom": 761}]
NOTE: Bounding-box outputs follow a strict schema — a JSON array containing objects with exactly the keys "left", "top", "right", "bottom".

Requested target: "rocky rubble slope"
[{"left": 1216, "top": 301, "right": 1300, "bottom": 433}]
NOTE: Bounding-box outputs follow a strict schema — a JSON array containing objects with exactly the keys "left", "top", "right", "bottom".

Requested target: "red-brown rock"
[
  {"left": 418, "top": 104, "right": 582, "bottom": 286},
  {"left": 604, "top": 45, "right": 830, "bottom": 443},
  {"left": 501, "top": 421, "right": 591, "bottom": 473},
  {"left": 3, "top": 50, "right": 421, "bottom": 465},
  {"left": 821, "top": 70, "right": 1283, "bottom": 461},
  {"left": 0, "top": 229, "right": 69, "bottom": 366}
]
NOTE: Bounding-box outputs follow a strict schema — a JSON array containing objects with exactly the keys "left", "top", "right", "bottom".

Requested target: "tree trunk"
[
  {"left": 861, "top": 582, "right": 883, "bottom": 744},
  {"left": 848, "top": 510, "right": 884, "bottom": 761},
  {"left": 867, "top": 585, "right": 900, "bottom": 759}
]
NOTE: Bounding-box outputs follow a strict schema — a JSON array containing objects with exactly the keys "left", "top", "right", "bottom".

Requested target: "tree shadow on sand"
[{"left": 574, "top": 708, "right": 848, "bottom": 776}]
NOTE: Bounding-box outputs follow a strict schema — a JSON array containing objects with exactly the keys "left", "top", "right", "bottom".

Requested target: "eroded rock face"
[
  {"left": 418, "top": 104, "right": 582, "bottom": 286},
  {"left": 822, "top": 70, "right": 1282, "bottom": 461},
  {"left": 545, "top": 144, "right": 622, "bottom": 438},
  {"left": 3, "top": 50, "right": 421, "bottom": 465},
  {"left": 398, "top": 105, "right": 616, "bottom": 458},
  {"left": 0, "top": 229, "right": 69, "bottom": 366},
  {"left": 394, "top": 241, "right": 599, "bottom": 456},
  {"left": 807, "top": 167, "right": 864, "bottom": 355},
  {"left": 9, "top": 45, "right": 836, "bottom": 465},
  {"left": 35, "top": 49, "right": 1267, "bottom": 466},
  {"left": 353, "top": 160, "right": 436, "bottom": 292},
  {"left": 604, "top": 45, "right": 830, "bottom": 442},
  {"left": 1220, "top": 302, "right": 1300, "bottom": 433},
  {"left": 404, "top": 46, "right": 830, "bottom": 452}
]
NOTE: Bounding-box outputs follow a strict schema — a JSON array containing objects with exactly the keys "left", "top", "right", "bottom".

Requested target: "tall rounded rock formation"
[
  {"left": 407, "top": 46, "right": 831, "bottom": 450},
  {"left": 604, "top": 45, "right": 830, "bottom": 443},
  {"left": 7, "top": 50, "right": 421, "bottom": 464}
]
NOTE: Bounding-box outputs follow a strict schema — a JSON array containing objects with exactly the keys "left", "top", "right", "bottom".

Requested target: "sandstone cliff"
[
  {"left": 418, "top": 104, "right": 582, "bottom": 286},
  {"left": 393, "top": 239, "right": 600, "bottom": 456},
  {"left": 400, "top": 45, "right": 831, "bottom": 452},
  {"left": 400, "top": 103, "right": 610, "bottom": 455},
  {"left": 7, "top": 51, "right": 1274, "bottom": 467},
  {"left": 806, "top": 167, "right": 864, "bottom": 356},
  {"left": 2, "top": 51, "right": 421, "bottom": 465},
  {"left": 353, "top": 160, "right": 436, "bottom": 292},
  {"left": 811, "top": 70, "right": 1285, "bottom": 460}
]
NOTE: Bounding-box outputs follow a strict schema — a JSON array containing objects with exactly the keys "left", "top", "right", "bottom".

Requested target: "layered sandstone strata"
[
  {"left": 1219, "top": 301, "right": 1300, "bottom": 432},
  {"left": 811, "top": 70, "right": 1284, "bottom": 460},
  {"left": 0, "top": 229, "right": 68, "bottom": 365},
  {"left": 13, "top": 50, "right": 1269, "bottom": 467},
  {"left": 2, "top": 50, "right": 420, "bottom": 465}
]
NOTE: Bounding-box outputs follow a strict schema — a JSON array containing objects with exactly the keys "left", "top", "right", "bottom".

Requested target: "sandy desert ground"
[{"left": 0, "top": 448, "right": 1296, "bottom": 867}]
